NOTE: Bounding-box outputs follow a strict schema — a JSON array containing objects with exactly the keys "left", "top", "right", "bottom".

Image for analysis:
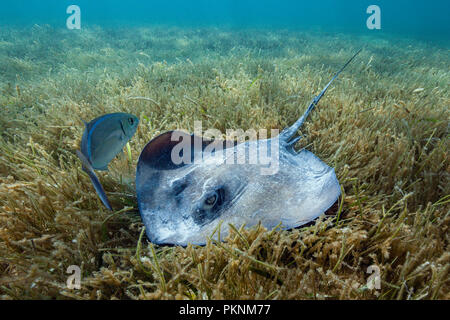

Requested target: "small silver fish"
[
  {"left": 81, "top": 113, "right": 139, "bottom": 170},
  {"left": 136, "top": 50, "right": 360, "bottom": 245},
  {"left": 77, "top": 112, "right": 139, "bottom": 210}
]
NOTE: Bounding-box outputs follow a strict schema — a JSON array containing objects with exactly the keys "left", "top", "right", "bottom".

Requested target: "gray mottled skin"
[{"left": 136, "top": 50, "right": 360, "bottom": 246}]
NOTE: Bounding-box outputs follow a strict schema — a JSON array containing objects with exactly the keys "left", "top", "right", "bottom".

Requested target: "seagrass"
[{"left": 0, "top": 25, "right": 448, "bottom": 299}]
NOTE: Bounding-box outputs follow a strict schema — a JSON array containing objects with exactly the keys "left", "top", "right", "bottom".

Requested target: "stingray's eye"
[
  {"left": 193, "top": 188, "right": 225, "bottom": 225},
  {"left": 128, "top": 117, "right": 134, "bottom": 125},
  {"left": 203, "top": 192, "right": 218, "bottom": 210}
]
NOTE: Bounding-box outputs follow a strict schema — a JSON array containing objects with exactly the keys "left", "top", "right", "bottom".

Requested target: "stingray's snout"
[{"left": 142, "top": 208, "right": 200, "bottom": 246}]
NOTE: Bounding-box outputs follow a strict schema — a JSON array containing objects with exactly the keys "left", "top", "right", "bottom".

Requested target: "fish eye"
[{"left": 128, "top": 117, "right": 134, "bottom": 125}]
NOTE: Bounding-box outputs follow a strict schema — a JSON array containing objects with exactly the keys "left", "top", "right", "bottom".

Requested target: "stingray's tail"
[
  {"left": 76, "top": 150, "right": 113, "bottom": 211},
  {"left": 280, "top": 49, "right": 362, "bottom": 143}
]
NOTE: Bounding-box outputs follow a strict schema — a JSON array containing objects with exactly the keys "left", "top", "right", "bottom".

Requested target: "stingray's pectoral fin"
[{"left": 76, "top": 150, "right": 113, "bottom": 211}]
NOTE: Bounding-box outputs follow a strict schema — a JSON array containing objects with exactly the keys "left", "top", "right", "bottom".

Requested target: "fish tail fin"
[
  {"left": 280, "top": 49, "right": 362, "bottom": 143},
  {"left": 84, "top": 167, "right": 113, "bottom": 211},
  {"left": 76, "top": 150, "right": 113, "bottom": 211}
]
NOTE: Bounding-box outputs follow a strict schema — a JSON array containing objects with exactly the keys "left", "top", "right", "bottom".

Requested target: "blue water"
[{"left": 0, "top": 0, "right": 449, "bottom": 42}]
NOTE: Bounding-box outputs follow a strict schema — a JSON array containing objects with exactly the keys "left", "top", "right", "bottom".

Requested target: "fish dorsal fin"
[{"left": 138, "top": 130, "right": 235, "bottom": 171}]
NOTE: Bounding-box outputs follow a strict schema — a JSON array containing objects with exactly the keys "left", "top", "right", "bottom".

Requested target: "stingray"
[{"left": 136, "top": 50, "right": 361, "bottom": 245}]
